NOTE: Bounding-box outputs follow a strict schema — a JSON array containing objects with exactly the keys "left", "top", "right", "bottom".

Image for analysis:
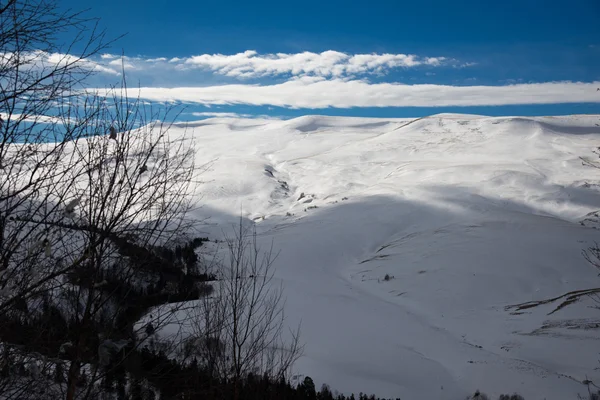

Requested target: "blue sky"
[{"left": 58, "top": 0, "right": 600, "bottom": 119}]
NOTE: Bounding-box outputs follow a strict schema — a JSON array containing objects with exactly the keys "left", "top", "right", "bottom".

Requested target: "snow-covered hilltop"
[{"left": 184, "top": 114, "right": 600, "bottom": 400}]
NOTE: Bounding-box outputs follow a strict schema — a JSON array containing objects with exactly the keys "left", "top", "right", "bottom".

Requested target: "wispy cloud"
[
  {"left": 56, "top": 50, "right": 600, "bottom": 110},
  {"left": 82, "top": 50, "right": 459, "bottom": 79},
  {"left": 182, "top": 50, "right": 450, "bottom": 78},
  {"left": 40, "top": 52, "right": 119, "bottom": 75},
  {"left": 189, "top": 111, "right": 283, "bottom": 120},
  {"left": 91, "top": 79, "right": 600, "bottom": 109},
  {"left": 190, "top": 111, "right": 253, "bottom": 118},
  {"left": 0, "top": 50, "right": 120, "bottom": 76},
  {"left": 0, "top": 112, "right": 71, "bottom": 124}
]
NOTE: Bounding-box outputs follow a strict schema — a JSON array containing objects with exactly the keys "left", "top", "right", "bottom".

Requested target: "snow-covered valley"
[{"left": 179, "top": 113, "right": 600, "bottom": 400}]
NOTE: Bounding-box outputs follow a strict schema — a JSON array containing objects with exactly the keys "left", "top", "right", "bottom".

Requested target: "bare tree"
[
  {"left": 59, "top": 87, "right": 198, "bottom": 400},
  {"left": 0, "top": 1, "right": 205, "bottom": 397},
  {"left": 1, "top": 1, "right": 301, "bottom": 398},
  {"left": 188, "top": 220, "right": 303, "bottom": 399},
  {"left": 0, "top": 0, "right": 109, "bottom": 396},
  {"left": 1, "top": 74, "right": 202, "bottom": 398}
]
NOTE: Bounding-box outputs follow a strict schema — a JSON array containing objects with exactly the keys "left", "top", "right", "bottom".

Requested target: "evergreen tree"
[
  {"left": 299, "top": 376, "right": 317, "bottom": 400},
  {"left": 318, "top": 384, "right": 334, "bottom": 400}
]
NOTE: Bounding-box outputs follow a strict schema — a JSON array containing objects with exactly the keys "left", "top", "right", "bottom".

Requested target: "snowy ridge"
[{"left": 182, "top": 114, "right": 600, "bottom": 399}]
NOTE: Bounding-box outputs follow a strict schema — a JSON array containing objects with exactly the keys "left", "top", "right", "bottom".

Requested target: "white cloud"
[
  {"left": 345, "top": 54, "right": 422, "bottom": 74},
  {"left": 189, "top": 112, "right": 283, "bottom": 120},
  {"left": 9, "top": 50, "right": 461, "bottom": 82},
  {"left": 1, "top": 50, "right": 472, "bottom": 84},
  {"left": 91, "top": 80, "right": 600, "bottom": 109},
  {"left": 4, "top": 50, "right": 122, "bottom": 76},
  {"left": 107, "top": 58, "right": 137, "bottom": 70},
  {"left": 191, "top": 112, "right": 253, "bottom": 118},
  {"left": 0, "top": 112, "right": 73, "bottom": 124},
  {"left": 181, "top": 50, "right": 452, "bottom": 78}
]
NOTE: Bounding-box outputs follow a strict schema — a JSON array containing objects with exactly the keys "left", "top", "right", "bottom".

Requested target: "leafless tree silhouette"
[
  {"left": 0, "top": 1, "right": 203, "bottom": 398},
  {"left": 188, "top": 220, "right": 303, "bottom": 400}
]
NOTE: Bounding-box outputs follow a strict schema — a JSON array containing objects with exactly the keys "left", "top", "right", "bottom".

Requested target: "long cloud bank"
[
  {"left": 98, "top": 50, "right": 458, "bottom": 78},
  {"left": 180, "top": 50, "right": 449, "bottom": 78},
  {"left": 90, "top": 79, "right": 600, "bottom": 108}
]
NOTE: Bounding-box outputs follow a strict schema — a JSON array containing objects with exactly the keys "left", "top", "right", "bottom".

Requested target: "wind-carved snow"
[{"left": 181, "top": 114, "right": 600, "bottom": 400}]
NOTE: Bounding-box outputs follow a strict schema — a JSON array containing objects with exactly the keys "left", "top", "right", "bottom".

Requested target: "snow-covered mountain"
[{"left": 181, "top": 114, "right": 600, "bottom": 400}]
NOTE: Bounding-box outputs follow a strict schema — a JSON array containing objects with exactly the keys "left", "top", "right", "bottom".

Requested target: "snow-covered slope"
[{"left": 182, "top": 114, "right": 600, "bottom": 399}]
